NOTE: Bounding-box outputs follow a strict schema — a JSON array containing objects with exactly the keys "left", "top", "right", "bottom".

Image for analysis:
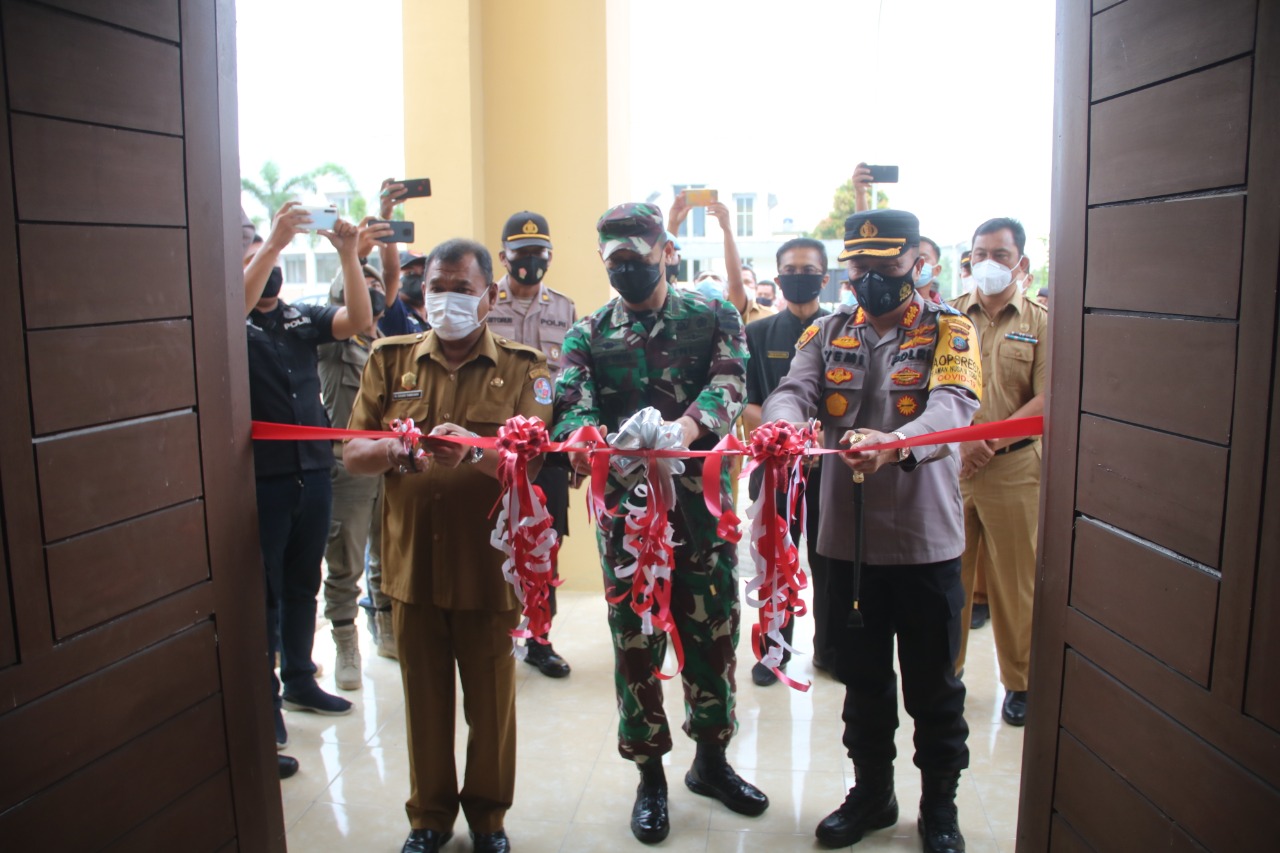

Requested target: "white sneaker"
[
  {"left": 375, "top": 610, "right": 398, "bottom": 660},
  {"left": 333, "top": 624, "right": 362, "bottom": 690}
]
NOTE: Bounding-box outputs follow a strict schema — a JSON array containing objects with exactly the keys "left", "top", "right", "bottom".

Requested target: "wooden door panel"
[
  {"left": 1081, "top": 313, "right": 1236, "bottom": 443},
  {"left": 1070, "top": 519, "right": 1217, "bottom": 684},
  {"left": 1089, "top": 58, "right": 1251, "bottom": 204},
  {"left": 1061, "top": 652, "right": 1273, "bottom": 851},
  {"left": 46, "top": 500, "right": 208, "bottom": 638},
  {"left": 100, "top": 770, "right": 236, "bottom": 853},
  {"left": 0, "top": 622, "right": 219, "bottom": 813},
  {"left": 1075, "top": 414, "right": 1227, "bottom": 566},
  {"left": 21, "top": 224, "right": 192, "bottom": 329},
  {"left": 35, "top": 412, "right": 202, "bottom": 541},
  {"left": 0, "top": 696, "right": 226, "bottom": 850},
  {"left": 38, "top": 0, "right": 179, "bottom": 42},
  {"left": 2, "top": 0, "right": 182, "bottom": 134},
  {"left": 1092, "top": 0, "right": 1257, "bottom": 100},
  {"left": 0, "top": 506, "right": 14, "bottom": 669},
  {"left": 27, "top": 320, "right": 196, "bottom": 434},
  {"left": 1049, "top": 815, "right": 1093, "bottom": 853},
  {"left": 10, "top": 114, "right": 186, "bottom": 225},
  {"left": 1085, "top": 195, "right": 1244, "bottom": 318}
]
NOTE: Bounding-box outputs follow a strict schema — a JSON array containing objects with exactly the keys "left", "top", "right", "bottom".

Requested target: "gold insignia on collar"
[
  {"left": 401, "top": 372, "right": 417, "bottom": 389},
  {"left": 859, "top": 220, "right": 879, "bottom": 238},
  {"left": 491, "top": 377, "right": 505, "bottom": 387}
]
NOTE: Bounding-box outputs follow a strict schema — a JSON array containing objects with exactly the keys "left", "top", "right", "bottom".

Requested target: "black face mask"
[
  {"left": 757, "top": 296, "right": 774, "bottom": 307},
  {"left": 368, "top": 287, "right": 387, "bottom": 317},
  {"left": 262, "top": 266, "right": 283, "bottom": 299},
  {"left": 608, "top": 260, "right": 663, "bottom": 304},
  {"left": 776, "top": 273, "right": 825, "bottom": 305},
  {"left": 852, "top": 270, "right": 915, "bottom": 317},
  {"left": 510, "top": 256, "right": 548, "bottom": 286},
  {"left": 400, "top": 272, "right": 424, "bottom": 305}
]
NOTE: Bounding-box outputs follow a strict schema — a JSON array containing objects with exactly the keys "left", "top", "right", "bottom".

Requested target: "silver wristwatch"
[
  {"left": 891, "top": 431, "right": 910, "bottom": 463},
  {"left": 462, "top": 434, "right": 484, "bottom": 465}
]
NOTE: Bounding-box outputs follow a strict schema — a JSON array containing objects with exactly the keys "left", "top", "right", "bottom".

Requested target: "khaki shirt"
[
  {"left": 741, "top": 297, "right": 776, "bottom": 327},
  {"left": 948, "top": 288, "right": 1048, "bottom": 424},
  {"left": 347, "top": 329, "right": 553, "bottom": 610},
  {"left": 484, "top": 277, "right": 577, "bottom": 376},
  {"left": 318, "top": 333, "right": 375, "bottom": 460},
  {"left": 761, "top": 296, "right": 982, "bottom": 565}
]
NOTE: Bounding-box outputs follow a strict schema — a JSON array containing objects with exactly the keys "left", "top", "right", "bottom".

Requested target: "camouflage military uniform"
[{"left": 553, "top": 285, "right": 748, "bottom": 761}]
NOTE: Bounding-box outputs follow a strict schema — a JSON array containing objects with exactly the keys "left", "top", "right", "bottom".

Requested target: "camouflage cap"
[{"left": 597, "top": 202, "right": 666, "bottom": 258}]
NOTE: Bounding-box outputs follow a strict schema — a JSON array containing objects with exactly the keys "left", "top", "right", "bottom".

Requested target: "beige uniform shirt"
[
  {"left": 741, "top": 297, "right": 776, "bottom": 327},
  {"left": 347, "top": 329, "right": 553, "bottom": 610},
  {"left": 484, "top": 278, "right": 577, "bottom": 376},
  {"left": 761, "top": 296, "right": 982, "bottom": 565},
  {"left": 318, "top": 333, "right": 375, "bottom": 460},
  {"left": 948, "top": 288, "right": 1048, "bottom": 424}
]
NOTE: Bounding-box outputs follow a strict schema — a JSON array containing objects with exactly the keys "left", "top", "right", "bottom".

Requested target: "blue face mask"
[
  {"left": 840, "top": 288, "right": 857, "bottom": 307},
  {"left": 917, "top": 262, "right": 935, "bottom": 288}
]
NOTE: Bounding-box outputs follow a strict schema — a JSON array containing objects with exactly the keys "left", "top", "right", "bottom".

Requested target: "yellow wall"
[{"left": 402, "top": 0, "right": 631, "bottom": 591}]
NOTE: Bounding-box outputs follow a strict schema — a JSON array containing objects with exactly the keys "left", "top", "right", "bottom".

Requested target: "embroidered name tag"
[{"left": 392, "top": 390, "right": 423, "bottom": 400}]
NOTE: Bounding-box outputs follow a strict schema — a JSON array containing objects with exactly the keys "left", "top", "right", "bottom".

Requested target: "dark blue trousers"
[{"left": 256, "top": 469, "right": 332, "bottom": 708}]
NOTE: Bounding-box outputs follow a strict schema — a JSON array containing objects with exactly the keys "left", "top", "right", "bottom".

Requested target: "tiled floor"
[{"left": 283, "top": 555, "right": 1023, "bottom": 852}]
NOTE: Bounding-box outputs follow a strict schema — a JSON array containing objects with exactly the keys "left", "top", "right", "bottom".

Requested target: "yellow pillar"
[{"left": 402, "top": 0, "right": 631, "bottom": 591}]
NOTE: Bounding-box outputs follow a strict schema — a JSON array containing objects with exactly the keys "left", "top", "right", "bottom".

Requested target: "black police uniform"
[
  {"left": 744, "top": 308, "right": 834, "bottom": 668},
  {"left": 247, "top": 301, "right": 339, "bottom": 713}
]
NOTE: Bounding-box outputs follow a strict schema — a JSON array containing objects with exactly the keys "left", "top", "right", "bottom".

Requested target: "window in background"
[
  {"left": 315, "top": 254, "right": 340, "bottom": 284},
  {"left": 283, "top": 254, "right": 307, "bottom": 284},
  {"left": 735, "top": 194, "right": 755, "bottom": 238}
]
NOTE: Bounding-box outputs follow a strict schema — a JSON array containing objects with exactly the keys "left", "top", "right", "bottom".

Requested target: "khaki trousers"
[
  {"left": 392, "top": 598, "right": 519, "bottom": 834},
  {"left": 955, "top": 443, "right": 1041, "bottom": 690}
]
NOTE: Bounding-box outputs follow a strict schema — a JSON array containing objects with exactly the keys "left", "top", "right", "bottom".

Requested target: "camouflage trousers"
[{"left": 598, "top": 493, "right": 740, "bottom": 762}]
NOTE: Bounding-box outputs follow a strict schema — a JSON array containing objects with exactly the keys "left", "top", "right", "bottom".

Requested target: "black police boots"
[
  {"left": 630, "top": 759, "right": 669, "bottom": 844},
  {"left": 815, "top": 764, "right": 898, "bottom": 847},
  {"left": 918, "top": 771, "right": 966, "bottom": 853},
  {"left": 684, "top": 741, "right": 769, "bottom": 816}
]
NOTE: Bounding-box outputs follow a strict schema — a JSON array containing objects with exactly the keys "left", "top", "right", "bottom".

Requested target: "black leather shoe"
[
  {"left": 751, "top": 661, "right": 780, "bottom": 686},
  {"left": 685, "top": 743, "right": 769, "bottom": 816},
  {"left": 1002, "top": 690, "right": 1028, "bottom": 726},
  {"left": 631, "top": 776, "right": 670, "bottom": 844},
  {"left": 970, "top": 603, "right": 989, "bottom": 630},
  {"left": 524, "top": 641, "right": 571, "bottom": 678},
  {"left": 919, "top": 772, "right": 965, "bottom": 853},
  {"left": 277, "top": 754, "right": 299, "bottom": 779},
  {"left": 400, "top": 828, "right": 452, "bottom": 853},
  {"left": 470, "top": 829, "right": 510, "bottom": 852},
  {"left": 815, "top": 765, "right": 897, "bottom": 847}
]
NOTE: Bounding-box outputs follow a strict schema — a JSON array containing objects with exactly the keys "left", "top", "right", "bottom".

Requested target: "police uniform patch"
[
  {"left": 401, "top": 372, "right": 417, "bottom": 389},
  {"left": 891, "top": 367, "right": 922, "bottom": 386},
  {"left": 896, "top": 394, "right": 919, "bottom": 417},
  {"left": 900, "top": 332, "right": 935, "bottom": 350},
  {"left": 852, "top": 307, "right": 867, "bottom": 326},
  {"left": 767, "top": 350, "right": 790, "bottom": 359},
  {"left": 490, "top": 377, "right": 505, "bottom": 388},
  {"left": 832, "top": 336, "right": 860, "bottom": 349},
  {"left": 533, "top": 376, "right": 553, "bottom": 405},
  {"left": 796, "top": 325, "right": 820, "bottom": 350},
  {"left": 900, "top": 302, "right": 921, "bottom": 328},
  {"left": 929, "top": 316, "right": 983, "bottom": 399},
  {"left": 826, "top": 367, "right": 853, "bottom": 385},
  {"left": 549, "top": 345, "right": 561, "bottom": 361},
  {"left": 826, "top": 392, "right": 848, "bottom": 417},
  {"left": 899, "top": 282, "right": 913, "bottom": 301}
]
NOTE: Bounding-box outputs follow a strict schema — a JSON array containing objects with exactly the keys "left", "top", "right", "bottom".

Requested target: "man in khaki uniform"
[
  {"left": 948, "top": 217, "right": 1048, "bottom": 728},
  {"left": 485, "top": 211, "right": 577, "bottom": 677},
  {"left": 345, "top": 238, "right": 551, "bottom": 853}
]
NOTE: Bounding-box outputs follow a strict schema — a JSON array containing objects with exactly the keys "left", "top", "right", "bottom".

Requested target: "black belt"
[{"left": 994, "top": 438, "right": 1036, "bottom": 456}]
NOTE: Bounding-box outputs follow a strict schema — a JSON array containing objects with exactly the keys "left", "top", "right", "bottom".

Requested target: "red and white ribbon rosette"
[
  {"left": 488, "top": 415, "right": 560, "bottom": 659},
  {"left": 605, "top": 408, "right": 686, "bottom": 680},
  {"left": 742, "top": 420, "right": 816, "bottom": 691},
  {"left": 389, "top": 418, "right": 427, "bottom": 465}
]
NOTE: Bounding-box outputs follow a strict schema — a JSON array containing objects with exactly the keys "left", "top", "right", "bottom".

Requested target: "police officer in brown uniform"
[
  {"left": 345, "top": 238, "right": 552, "bottom": 853},
  {"left": 948, "top": 217, "right": 1048, "bottom": 728},
  {"left": 762, "top": 210, "right": 980, "bottom": 853},
  {"left": 485, "top": 211, "right": 577, "bottom": 677}
]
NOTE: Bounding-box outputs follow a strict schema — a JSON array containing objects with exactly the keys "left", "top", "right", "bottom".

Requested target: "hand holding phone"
[
  {"left": 682, "top": 189, "right": 719, "bottom": 207},
  {"left": 398, "top": 178, "right": 432, "bottom": 199},
  {"left": 866, "top": 165, "right": 899, "bottom": 183},
  {"left": 297, "top": 205, "right": 339, "bottom": 231},
  {"left": 369, "top": 219, "right": 415, "bottom": 244}
]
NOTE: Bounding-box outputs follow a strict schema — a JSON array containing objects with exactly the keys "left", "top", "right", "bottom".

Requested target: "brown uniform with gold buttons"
[
  {"left": 347, "top": 328, "right": 553, "bottom": 834},
  {"left": 947, "top": 288, "right": 1048, "bottom": 690}
]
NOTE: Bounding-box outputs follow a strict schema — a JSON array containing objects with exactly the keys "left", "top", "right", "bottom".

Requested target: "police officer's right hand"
[
  {"left": 383, "top": 437, "right": 429, "bottom": 475},
  {"left": 266, "top": 201, "right": 311, "bottom": 250}
]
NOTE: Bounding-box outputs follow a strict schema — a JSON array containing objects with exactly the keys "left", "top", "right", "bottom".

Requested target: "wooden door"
[
  {"left": 0, "top": 1, "right": 282, "bottom": 849},
  {"left": 1022, "top": 0, "right": 1280, "bottom": 849}
]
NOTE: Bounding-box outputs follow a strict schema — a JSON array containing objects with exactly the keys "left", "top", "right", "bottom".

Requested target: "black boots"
[
  {"left": 919, "top": 771, "right": 966, "bottom": 853},
  {"left": 684, "top": 741, "right": 769, "bottom": 816},
  {"left": 630, "top": 760, "right": 669, "bottom": 844},
  {"left": 816, "top": 764, "right": 898, "bottom": 847}
]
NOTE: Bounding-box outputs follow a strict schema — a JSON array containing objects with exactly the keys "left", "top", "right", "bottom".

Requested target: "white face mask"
[
  {"left": 426, "top": 290, "right": 484, "bottom": 340},
  {"left": 970, "top": 258, "right": 1020, "bottom": 295}
]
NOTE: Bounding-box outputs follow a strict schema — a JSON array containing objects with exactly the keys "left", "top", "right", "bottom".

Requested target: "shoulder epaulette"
[{"left": 372, "top": 332, "right": 427, "bottom": 352}]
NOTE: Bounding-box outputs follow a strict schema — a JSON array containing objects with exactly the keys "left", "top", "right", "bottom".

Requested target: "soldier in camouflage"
[{"left": 552, "top": 202, "right": 769, "bottom": 845}]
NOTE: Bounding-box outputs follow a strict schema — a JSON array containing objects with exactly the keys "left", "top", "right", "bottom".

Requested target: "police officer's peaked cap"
[
  {"left": 838, "top": 209, "right": 921, "bottom": 261},
  {"left": 502, "top": 211, "right": 552, "bottom": 250}
]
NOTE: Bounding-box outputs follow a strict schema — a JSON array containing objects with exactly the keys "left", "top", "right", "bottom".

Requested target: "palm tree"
[{"left": 241, "top": 160, "right": 360, "bottom": 222}]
